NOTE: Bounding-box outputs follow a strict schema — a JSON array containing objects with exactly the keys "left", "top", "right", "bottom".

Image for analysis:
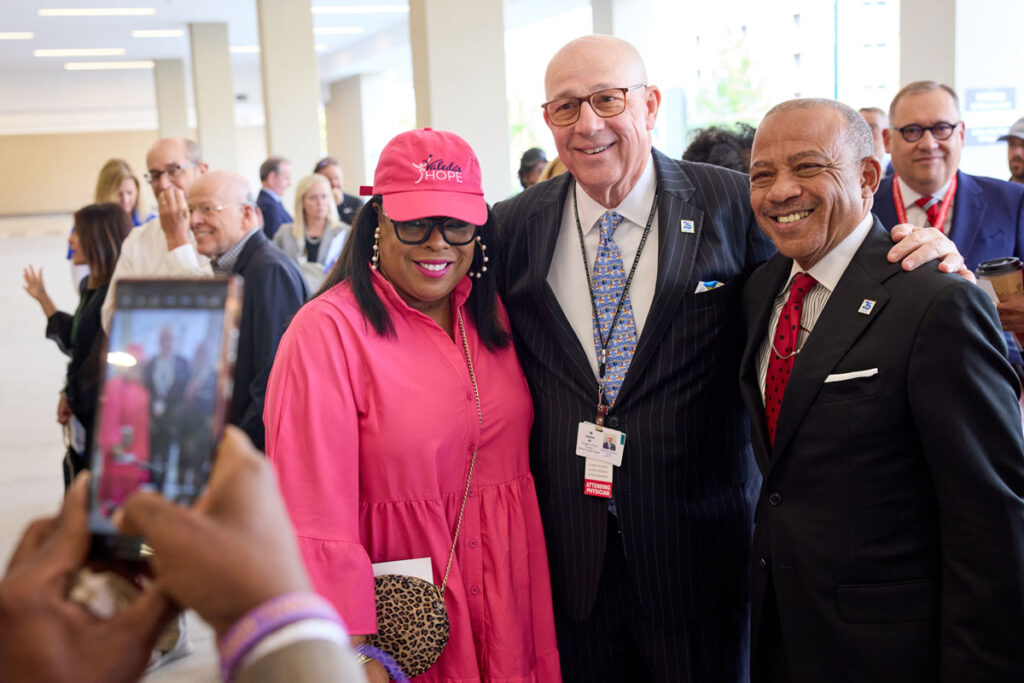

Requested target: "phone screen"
[{"left": 88, "top": 278, "right": 241, "bottom": 552}]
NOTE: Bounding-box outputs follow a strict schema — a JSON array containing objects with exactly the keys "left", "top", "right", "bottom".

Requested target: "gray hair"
[{"left": 762, "top": 98, "right": 875, "bottom": 160}]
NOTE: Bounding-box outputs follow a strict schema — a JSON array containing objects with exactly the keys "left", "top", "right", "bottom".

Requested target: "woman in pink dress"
[{"left": 265, "top": 129, "right": 560, "bottom": 682}]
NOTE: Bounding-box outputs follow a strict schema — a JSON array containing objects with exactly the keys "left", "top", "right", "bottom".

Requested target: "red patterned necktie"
[
  {"left": 914, "top": 195, "right": 941, "bottom": 228},
  {"left": 764, "top": 272, "right": 817, "bottom": 446}
]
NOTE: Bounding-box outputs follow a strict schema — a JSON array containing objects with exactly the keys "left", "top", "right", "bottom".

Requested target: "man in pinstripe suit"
[{"left": 492, "top": 36, "right": 965, "bottom": 682}]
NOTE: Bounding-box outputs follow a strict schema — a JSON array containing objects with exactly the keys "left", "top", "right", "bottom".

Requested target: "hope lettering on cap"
[{"left": 413, "top": 155, "right": 464, "bottom": 185}]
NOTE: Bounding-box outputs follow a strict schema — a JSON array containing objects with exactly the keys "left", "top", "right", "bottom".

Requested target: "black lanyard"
[{"left": 572, "top": 180, "right": 658, "bottom": 385}]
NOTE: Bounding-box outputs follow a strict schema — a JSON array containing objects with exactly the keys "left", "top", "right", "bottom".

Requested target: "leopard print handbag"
[
  {"left": 364, "top": 310, "right": 482, "bottom": 678},
  {"left": 366, "top": 575, "right": 451, "bottom": 676}
]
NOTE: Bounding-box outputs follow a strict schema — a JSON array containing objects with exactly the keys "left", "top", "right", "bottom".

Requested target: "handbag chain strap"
[{"left": 438, "top": 307, "right": 481, "bottom": 595}]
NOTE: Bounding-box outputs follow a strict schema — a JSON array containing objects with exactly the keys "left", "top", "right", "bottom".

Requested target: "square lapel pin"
[
  {"left": 857, "top": 299, "right": 876, "bottom": 315},
  {"left": 680, "top": 219, "right": 695, "bottom": 233}
]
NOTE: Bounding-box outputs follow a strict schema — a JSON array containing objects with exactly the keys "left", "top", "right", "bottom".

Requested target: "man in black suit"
[
  {"left": 313, "top": 156, "right": 364, "bottom": 226},
  {"left": 256, "top": 156, "right": 293, "bottom": 240},
  {"left": 143, "top": 325, "right": 190, "bottom": 491},
  {"left": 189, "top": 171, "right": 308, "bottom": 449},
  {"left": 493, "top": 35, "right": 969, "bottom": 682},
  {"left": 741, "top": 98, "right": 1024, "bottom": 682}
]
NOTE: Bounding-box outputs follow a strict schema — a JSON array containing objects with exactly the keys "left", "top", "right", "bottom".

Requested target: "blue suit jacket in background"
[{"left": 257, "top": 188, "right": 293, "bottom": 240}]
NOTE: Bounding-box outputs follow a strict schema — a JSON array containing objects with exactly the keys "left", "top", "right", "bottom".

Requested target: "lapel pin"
[
  {"left": 857, "top": 299, "right": 876, "bottom": 315},
  {"left": 680, "top": 219, "right": 695, "bottom": 233}
]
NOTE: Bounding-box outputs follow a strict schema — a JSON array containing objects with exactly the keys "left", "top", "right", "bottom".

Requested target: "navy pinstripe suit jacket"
[{"left": 493, "top": 149, "right": 776, "bottom": 677}]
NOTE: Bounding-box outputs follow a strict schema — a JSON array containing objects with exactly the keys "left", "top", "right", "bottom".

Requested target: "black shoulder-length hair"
[{"left": 317, "top": 195, "right": 511, "bottom": 350}]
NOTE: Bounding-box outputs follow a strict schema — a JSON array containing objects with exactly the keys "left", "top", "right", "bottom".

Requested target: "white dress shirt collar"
[
  {"left": 573, "top": 155, "right": 657, "bottom": 235},
  {"left": 785, "top": 212, "right": 874, "bottom": 293},
  {"left": 897, "top": 175, "right": 952, "bottom": 207}
]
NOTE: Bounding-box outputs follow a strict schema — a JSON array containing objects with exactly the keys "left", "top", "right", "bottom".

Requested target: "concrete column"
[
  {"left": 899, "top": 0, "right": 955, "bottom": 87},
  {"left": 408, "top": 0, "right": 511, "bottom": 202},
  {"left": 153, "top": 59, "right": 189, "bottom": 139},
  {"left": 256, "top": 0, "right": 322, "bottom": 190},
  {"left": 591, "top": 0, "right": 656, "bottom": 46},
  {"left": 189, "top": 23, "right": 238, "bottom": 171},
  {"left": 325, "top": 75, "right": 368, "bottom": 192}
]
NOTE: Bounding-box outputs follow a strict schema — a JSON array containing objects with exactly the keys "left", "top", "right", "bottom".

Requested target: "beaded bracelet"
[
  {"left": 354, "top": 643, "right": 409, "bottom": 680},
  {"left": 218, "top": 592, "right": 342, "bottom": 681}
]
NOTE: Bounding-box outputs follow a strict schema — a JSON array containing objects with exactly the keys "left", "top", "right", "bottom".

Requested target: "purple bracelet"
[
  {"left": 217, "top": 592, "right": 342, "bottom": 681},
  {"left": 354, "top": 643, "right": 408, "bottom": 680}
]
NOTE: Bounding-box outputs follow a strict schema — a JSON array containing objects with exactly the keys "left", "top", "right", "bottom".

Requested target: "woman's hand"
[
  {"left": 23, "top": 265, "right": 46, "bottom": 300},
  {"left": 23, "top": 266, "right": 58, "bottom": 318}
]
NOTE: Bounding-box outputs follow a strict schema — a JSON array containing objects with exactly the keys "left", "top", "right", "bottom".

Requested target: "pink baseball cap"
[{"left": 360, "top": 128, "right": 487, "bottom": 225}]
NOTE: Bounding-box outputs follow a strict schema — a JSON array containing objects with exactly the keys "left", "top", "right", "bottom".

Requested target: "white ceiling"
[{"left": 0, "top": 0, "right": 584, "bottom": 135}]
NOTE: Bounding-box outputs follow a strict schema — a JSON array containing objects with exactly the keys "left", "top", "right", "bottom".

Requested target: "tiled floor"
[{"left": 1, "top": 215, "right": 218, "bottom": 682}]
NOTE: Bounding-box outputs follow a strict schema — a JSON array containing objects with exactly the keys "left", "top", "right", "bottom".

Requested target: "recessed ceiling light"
[
  {"left": 229, "top": 45, "right": 260, "bottom": 54},
  {"left": 39, "top": 8, "right": 156, "bottom": 17},
  {"left": 35, "top": 48, "right": 127, "bottom": 57},
  {"left": 65, "top": 60, "right": 155, "bottom": 70},
  {"left": 312, "top": 5, "right": 407, "bottom": 13},
  {"left": 0, "top": 32, "right": 34, "bottom": 40},
  {"left": 132, "top": 29, "right": 183, "bottom": 38},
  {"left": 313, "top": 26, "right": 365, "bottom": 35}
]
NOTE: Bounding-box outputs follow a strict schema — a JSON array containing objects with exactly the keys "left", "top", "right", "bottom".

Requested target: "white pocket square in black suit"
[{"left": 824, "top": 368, "right": 879, "bottom": 383}]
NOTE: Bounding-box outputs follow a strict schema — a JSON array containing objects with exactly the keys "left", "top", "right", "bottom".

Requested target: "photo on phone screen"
[{"left": 88, "top": 278, "right": 241, "bottom": 549}]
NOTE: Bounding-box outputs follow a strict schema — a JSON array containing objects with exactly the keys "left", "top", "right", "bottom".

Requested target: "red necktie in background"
[
  {"left": 914, "top": 195, "right": 941, "bottom": 228},
  {"left": 765, "top": 272, "right": 817, "bottom": 446}
]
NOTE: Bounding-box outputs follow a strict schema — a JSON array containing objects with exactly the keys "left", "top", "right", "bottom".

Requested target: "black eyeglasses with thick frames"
[
  {"left": 389, "top": 216, "right": 479, "bottom": 246},
  {"left": 891, "top": 121, "right": 961, "bottom": 142},
  {"left": 542, "top": 83, "right": 647, "bottom": 127}
]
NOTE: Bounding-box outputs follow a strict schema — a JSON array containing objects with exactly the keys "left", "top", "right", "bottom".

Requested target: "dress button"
[
  {"left": 470, "top": 585, "right": 480, "bottom": 595},
  {"left": 768, "top": 492, "right": 783, "bottom": 506},
  {"left": 759, "top": 556, "right": 768, "bottom": 568},
  {"left": 468, "top": 538, "right": 478, "bottom": 549},
  {"left": 468, "top": 443, "right": 476, "bottom": 453},
  {"left": 466, "top": 390, "right": 473, "bottom": 400},
  {"left": 468, "top": 488, "right": 475, "bottom": 497},
  {"left": 607, "top": 416, "right": 620, "bottom": 428}
]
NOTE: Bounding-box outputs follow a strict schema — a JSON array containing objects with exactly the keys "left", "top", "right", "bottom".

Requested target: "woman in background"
[
  {"left": 24, "top": 203, "right": 132, "bottom": 484},
  {"left": 273, "top": 173, "right": 347, "bottom": 292}
]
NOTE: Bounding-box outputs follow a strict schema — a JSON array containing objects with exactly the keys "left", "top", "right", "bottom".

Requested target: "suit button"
[
  {"left": 607, "top": 416, "right": 620, "bottom": 428},
  {"left": 768, "top": 492, "right": 783, "bottom": 506},
  {"left": 759, "top": 557, "right": 768, "bottom": 568}
]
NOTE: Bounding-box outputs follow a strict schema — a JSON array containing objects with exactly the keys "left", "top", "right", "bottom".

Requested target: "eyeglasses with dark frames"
[
  {"left": 389, "top": 216, "right": 479, "bottom": 246},
  {"left": 145, "top": 162, "right": 197, "bottom": 184},
  {"left": 541, "top": 83, "right": 647, "bottom": 127},
  {"left": 891, "top": 121, "right": 961, "bottom": 142}
]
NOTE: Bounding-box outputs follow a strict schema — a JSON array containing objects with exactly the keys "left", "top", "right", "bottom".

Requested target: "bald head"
[
  {"left": 146, "top": 137, "right": 206, "bottom": 194},
  {"left": 188, "top": 171, "right": 257, "bottom": 258},
  {"left": 542, "top": 34, "right": 660, "bottom": 208},
  {"left": 544, "top": 35, "right": 647, "bottom": 100}
]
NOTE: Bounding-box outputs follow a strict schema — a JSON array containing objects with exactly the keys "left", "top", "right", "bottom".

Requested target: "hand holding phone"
[
  {"left": 0, "top": 474, "right": 173, "bottom": 683},
  {"left": 114, "top": 427, "right": 312, "bottom": 637}
]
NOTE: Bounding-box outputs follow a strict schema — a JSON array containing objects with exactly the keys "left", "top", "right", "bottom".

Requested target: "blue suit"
[
  {"left": 874, "top": 171, "right": 1024, "bottom": 270},
  {"left": 257, "top": 188, "right": 293, "bottom": 240}
]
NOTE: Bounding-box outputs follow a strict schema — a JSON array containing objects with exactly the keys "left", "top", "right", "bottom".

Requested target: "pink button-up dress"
[{"left": 265, "top": 271, "right": 561, "bottom": 681}]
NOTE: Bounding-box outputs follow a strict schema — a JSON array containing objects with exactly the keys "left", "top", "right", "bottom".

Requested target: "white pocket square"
[{"left": 824, "top": 368, "right": 879, "bottom": 383}]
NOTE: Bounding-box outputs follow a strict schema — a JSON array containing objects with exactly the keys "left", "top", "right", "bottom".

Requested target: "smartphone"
[{"left": 88, "top": 277, "right": 243, "bottom": 562}]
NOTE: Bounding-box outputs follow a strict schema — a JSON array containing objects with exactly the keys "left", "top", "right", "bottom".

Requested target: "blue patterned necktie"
[{"left": 591, "top": 210, "right": 638, "bottom": 405}]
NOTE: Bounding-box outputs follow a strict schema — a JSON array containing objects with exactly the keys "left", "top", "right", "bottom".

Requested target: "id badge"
[
  {"left": 576, "top": 422, "right": 625, "bottom": 466},
  {"left": 577, "top": 421, "right": 626, "bottom": 498}
]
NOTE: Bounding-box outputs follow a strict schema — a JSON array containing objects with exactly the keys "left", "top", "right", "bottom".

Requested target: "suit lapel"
[
  {"left": 948, "top": 171, "right": 985, "bottom": 263},
  {"left": 617, "top": 150, "right": 701, "bottom": 402},
  {"left": 523, "top": 175, "right": 600, "bottom": 398},
  {"left": 740, "top": 255, "right": 792, "bottom": 466},
  {"left": 231, "top": 229, "right": 266, "bottom": 274},
  {"left": 769, "top": 222, "right": 897, "bottom": 464}
]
